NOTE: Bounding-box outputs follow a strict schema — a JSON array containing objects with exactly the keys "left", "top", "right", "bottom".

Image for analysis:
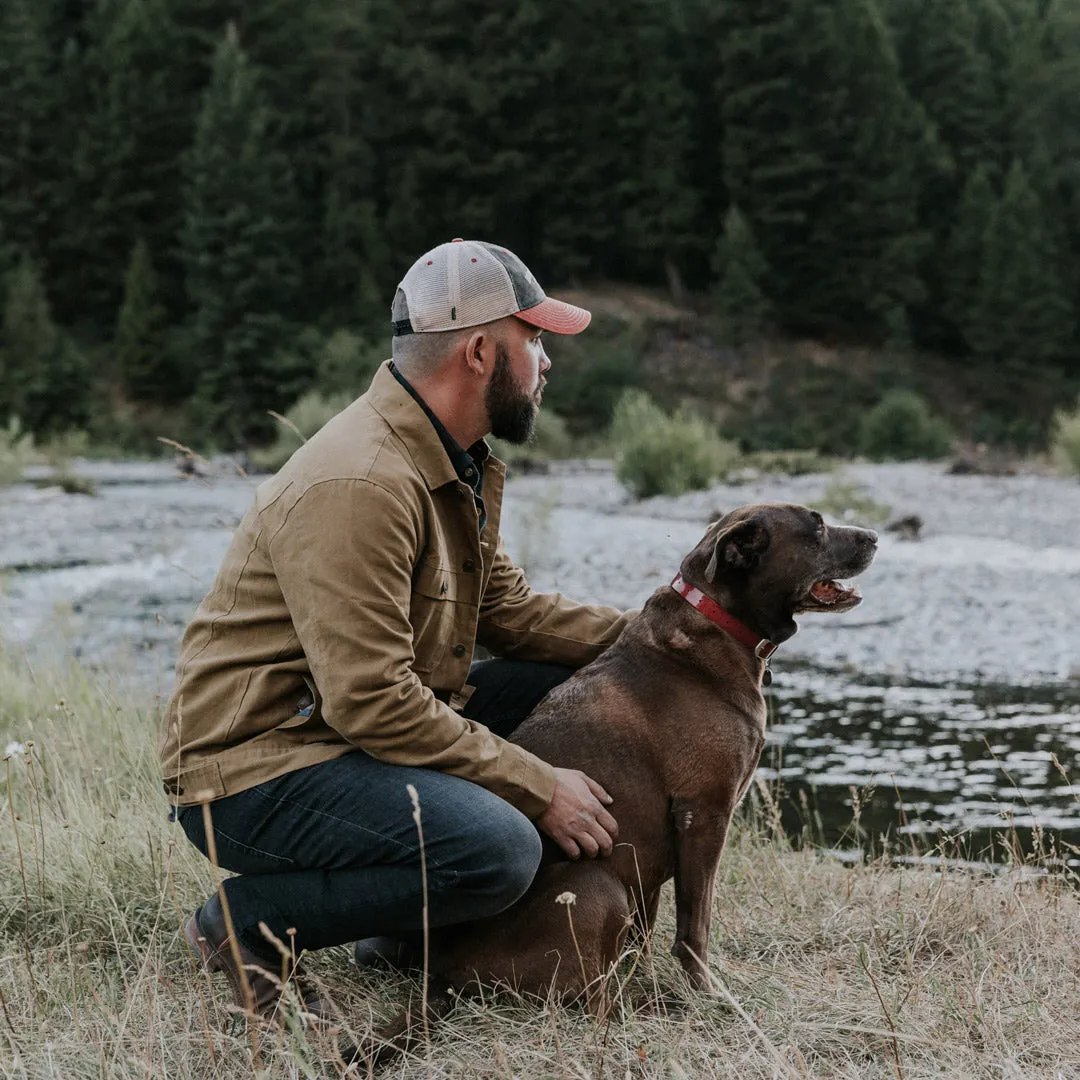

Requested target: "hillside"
[{"left": 545, "top": 286, "right": 1076, "bottom": 455}]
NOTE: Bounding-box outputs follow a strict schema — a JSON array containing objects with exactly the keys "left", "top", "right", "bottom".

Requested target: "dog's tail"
[{"left": 338, "top": 980, "right": 455, "bottom": 1070}]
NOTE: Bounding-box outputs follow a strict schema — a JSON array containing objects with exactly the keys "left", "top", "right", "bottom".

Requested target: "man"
[{"left": 162, "top": 238, "right": 633, "bottom": 1018}]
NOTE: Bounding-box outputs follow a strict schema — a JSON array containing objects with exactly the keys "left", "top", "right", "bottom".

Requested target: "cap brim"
[{"left": 516, "top": 297, "right": 592, "bottom": 335}]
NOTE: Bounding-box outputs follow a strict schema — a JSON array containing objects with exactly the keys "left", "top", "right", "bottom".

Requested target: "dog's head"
[{"left": 680, "top": 502, "right": 877, "bottom": 643}]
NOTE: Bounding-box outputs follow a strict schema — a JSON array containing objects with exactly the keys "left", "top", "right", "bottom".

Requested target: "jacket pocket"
[
  {"left": 277, "top": 675, "right": 323, "bottom": 730},
  {"left": 410, "top": 560, "right": 459, "bottom": 673}
]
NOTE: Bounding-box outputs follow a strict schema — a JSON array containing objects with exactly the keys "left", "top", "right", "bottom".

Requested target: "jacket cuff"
[{"left": 511, "top": 751, "right": 558, "bottom": 819}]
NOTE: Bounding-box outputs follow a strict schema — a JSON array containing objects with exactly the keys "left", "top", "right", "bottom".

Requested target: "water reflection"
[{"left": 757, "top": 664, "right": 1080, "bottom": 864}]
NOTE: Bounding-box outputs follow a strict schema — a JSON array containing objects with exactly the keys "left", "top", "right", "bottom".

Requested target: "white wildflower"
[{"left": 4, "top": 741, "right": 27, "bottom": 759}]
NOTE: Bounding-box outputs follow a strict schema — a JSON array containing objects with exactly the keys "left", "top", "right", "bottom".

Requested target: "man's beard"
[{"left": 486, "top": 341, "right": 539, "bottom": 444}]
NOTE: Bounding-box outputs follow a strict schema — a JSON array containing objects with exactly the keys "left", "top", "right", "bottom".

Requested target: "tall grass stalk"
[{"left": 2, "top": 653, "right": 1079, "bottom": 1077}]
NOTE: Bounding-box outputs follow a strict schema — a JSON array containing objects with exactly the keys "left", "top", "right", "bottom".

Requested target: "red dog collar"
[{"left": 670, "top": 573, "right": 779, "bottom": 662}]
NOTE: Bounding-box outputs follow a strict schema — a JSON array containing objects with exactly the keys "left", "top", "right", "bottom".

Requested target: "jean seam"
[
  {"left": 249, "top": 784, "right": 455, "bottom": 875},
  {"left": 211, "top": 824, "right": 298, "bottom": 868}
]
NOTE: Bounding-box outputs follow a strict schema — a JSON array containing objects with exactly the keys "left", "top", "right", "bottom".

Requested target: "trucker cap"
[{"left": 391, "top": 238, "right": 591, "bottom": 336}]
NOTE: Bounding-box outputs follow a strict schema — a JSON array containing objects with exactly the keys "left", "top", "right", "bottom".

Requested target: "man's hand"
[{"left": 536, "top": 768, "right": 618, "bottom": 859}]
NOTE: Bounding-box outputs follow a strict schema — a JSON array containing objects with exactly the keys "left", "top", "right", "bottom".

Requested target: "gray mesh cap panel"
[{"left": 475, "top": 242, "right": 546, "bottom": 310}]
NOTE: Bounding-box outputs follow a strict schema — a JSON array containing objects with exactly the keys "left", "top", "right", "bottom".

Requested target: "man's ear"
[
  {"left": 705, "top": 519, "right": 770, "bottom": 581},
  {"left": 463, "top": 330, "right": 488, "bottom": 377}
]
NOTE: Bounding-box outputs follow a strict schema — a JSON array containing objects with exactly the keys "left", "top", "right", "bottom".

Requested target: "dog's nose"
[{"left": 864, "top": 530, "right": 878, "bottom": 546}]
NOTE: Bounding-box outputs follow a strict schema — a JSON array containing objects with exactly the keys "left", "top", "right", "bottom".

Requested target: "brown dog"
[{"left": 362, "top": 502, "right": 876, "bottom": 1057}]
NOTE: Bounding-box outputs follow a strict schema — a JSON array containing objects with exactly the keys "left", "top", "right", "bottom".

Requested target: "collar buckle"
[{"left": 754, "top": 639, "right": 779, "bottom": 661}]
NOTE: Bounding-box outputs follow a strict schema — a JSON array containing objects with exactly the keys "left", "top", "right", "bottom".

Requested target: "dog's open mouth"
[{"left": 797, "top": 579, "right": 863, "bottom": 613}]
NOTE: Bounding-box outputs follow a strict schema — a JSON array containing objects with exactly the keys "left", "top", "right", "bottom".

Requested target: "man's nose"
[{"left": 539, "top": 347, "right": 551, "bottom": 374}]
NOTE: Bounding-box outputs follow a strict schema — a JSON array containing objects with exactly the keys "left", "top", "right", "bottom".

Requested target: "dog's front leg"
[{"left": 670, "top": 797, "right": 730, "bottom": 989}]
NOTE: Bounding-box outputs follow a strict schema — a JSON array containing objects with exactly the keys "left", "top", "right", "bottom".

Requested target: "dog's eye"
[{"left": 811, "top": 513, "right": 826, "bottom": 534}]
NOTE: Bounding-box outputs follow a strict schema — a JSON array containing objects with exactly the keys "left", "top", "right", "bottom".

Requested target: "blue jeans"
[{"left": 175, "top": 659, "right": 573, "bottom": 957}]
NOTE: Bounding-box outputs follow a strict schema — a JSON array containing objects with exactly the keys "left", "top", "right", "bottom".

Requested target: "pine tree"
[
  {"left": 972, "top": 0, "right": 1028, "bottom": 118},
  {"left": 718, "top": 0, "right": 933, "bottom": 336},
  {"left": 115, "top": 239, "right": 170, "bottom": 403},
  {"left": 52, "top": 0, "right": 191, "bottom": 336},
  {"left": 711, "top": 206, "right": 771, "bottom": 343},
  {"left": 0, "top": 0, "right": 63, "bottom": 269},
  {"left": 359, "top": 0, "right": 695, "bottom": 288},
  {"left": 718, "top": 0, "right": 833, "bottom": 324},
  {"left": 360, "top": 0, "right": 561, "bottom": 268},
  {"left": 890, "top": 0, "right": 1002, "bottom": 177},
  {"left": 180, "top": 25, "right": 305, "bottom": 447},
  {"left": 597, "top": 0, "right": 697, "bottom": 284},
  {"left": 305, "top": 0, "right": 393, "bottom": 329},
  {"left": 944, "top": 163, "right": 998, "bottom": 339},
  {"left": 164, "top": 0, "right": 329, "bottom": 329},
  {"left": 672, "top": 0, "right": 730, "bottom": 285},
  {"left": 966, "top": 162, "right": 1075, "bottom": 369},
  {"left": 1007, "top": 2, "right": 1080, "bottom": 281},
  {"left": 529, "top": 0, "right": 696, "bottom": 283},
  {"left": 884, "top": 0, "right": 1006, "bottom": 349},
  {"left": 805, "top": 0, "right": 935, "bottom": 333},
  {"left": 0, "top": 256, "right": 90, "bottom": 434}
]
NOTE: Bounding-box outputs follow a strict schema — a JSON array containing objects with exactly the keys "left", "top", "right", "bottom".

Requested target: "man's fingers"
[
  {"left": 582, "top": 774, "right": 614, "bottom": 805},
  {"left": 576, "top": 830, "right": 601, "bottom": 859},
  {"left": 574, "top": 811, "right": 614, "bottom": 858},
  {"left": 539, "top": 770, "right": 619, "bottom": 860},
  {"left": 557, "top": 834, "right": 581, "bottom": 860},
  {"left": 591, "top": 824, "right": 613, "bottom": 858},
  {"left": 594, "top": 805, "right": 619, "bottom": 841}
]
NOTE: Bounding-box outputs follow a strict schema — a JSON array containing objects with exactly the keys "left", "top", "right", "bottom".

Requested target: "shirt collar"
[
  {"left": 382, "top": 361, "right": 490, "bottom": 490},
  {"left": 364, "top": 362, "right": 459, "bottom": 490}
]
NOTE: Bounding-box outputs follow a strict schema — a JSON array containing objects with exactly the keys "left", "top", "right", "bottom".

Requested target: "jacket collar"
[{"left": 366, "top": 360, "right": 475, "bottom": 491}]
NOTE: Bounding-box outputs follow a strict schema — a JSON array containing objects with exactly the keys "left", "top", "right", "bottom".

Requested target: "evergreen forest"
[{"left": 1, "top": 0, "right": 1078, "bottom": 453}]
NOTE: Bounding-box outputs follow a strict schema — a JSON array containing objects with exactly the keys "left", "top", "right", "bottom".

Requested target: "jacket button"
[
  {"left": 453, "top": 644, "right": 467, "bottom": 657},
  {"left": 463, "top": 559, "right": 476, "bottom": 572}
]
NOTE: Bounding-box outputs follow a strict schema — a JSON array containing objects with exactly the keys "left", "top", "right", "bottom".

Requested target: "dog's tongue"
[{"left": 810, "top": 580, "right": 858, "bottom": 604}]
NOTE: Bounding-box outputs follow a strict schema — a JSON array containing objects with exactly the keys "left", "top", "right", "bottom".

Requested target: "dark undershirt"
[{"left": 390, "top": 362, "right": 488, "bottom": 531}]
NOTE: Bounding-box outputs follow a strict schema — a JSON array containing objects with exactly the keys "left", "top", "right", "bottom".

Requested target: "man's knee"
[{"left": 458, "top": 805, "right": 542, "bottom": 916}]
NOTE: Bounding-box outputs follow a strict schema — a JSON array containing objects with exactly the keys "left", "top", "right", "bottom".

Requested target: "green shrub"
[
  {"left": 611, "top": 390, "right": 739, "bottom": 498},
  {"left": 858, "top": 389, "right": 953, "bottom": 461},
  {"left": 250, "top": 390, "right": 354, "bottom": 473},
  {"left": 0, "top": 418, "right": 34, "bottom": 486},
  {"left": 32, "top": 472, "right": 97, "bottom": 496},
  {"left": 1050, "top": 399, "right": 1080, "bottom": 476},
  {"left": 316, "top": 329, "right": 386, "bottom": 397},
  {"left": 85, "top": 399, "right": 195, "bottom": 458},
  {"left": 36, "top": 429, "right": 91, "bottom": 466},
  {"left": 815, "top": 475, "right": 892, "bottom": 524},
  {"left": 742, "top": 449, "right": 834, "bottom": 477},
  {"left": 723, "top": 355, "right": 880, "bottom": 456},
  {"left": 542, "top": 315, "right": 646, "bottom": 435}
]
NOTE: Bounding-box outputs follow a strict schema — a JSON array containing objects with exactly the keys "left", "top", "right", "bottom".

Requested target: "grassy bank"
[{"left": 2, "top": 654, "right": 1079, "bottom": 1078}]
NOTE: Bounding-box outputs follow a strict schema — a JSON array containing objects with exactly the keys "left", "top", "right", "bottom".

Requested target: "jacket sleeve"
[
  {"left": 268, "top": 478, "right": 557, "bottom": 818},
  {"left": 477, "top": 535, "right": 635, "bottom": 666}
]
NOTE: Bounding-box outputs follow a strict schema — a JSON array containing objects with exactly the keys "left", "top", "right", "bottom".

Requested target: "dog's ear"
[{"left": 705, "top": 519, "right": 770, "bottom": 581}]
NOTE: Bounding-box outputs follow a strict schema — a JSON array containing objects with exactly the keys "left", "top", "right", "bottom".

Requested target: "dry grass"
[{"left": 2, "top": 654, "right": 1079, "bottom": 1079}]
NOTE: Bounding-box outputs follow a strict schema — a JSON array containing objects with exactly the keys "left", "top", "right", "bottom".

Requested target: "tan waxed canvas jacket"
[{"left": 160, "top": 361, "right": 631, "bottom": 819}]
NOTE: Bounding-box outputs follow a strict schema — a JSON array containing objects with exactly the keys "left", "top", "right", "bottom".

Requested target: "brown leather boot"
[
  {"left": 352, "top": 936, "right": 423, "bottom": 974},
  {"left": 184, "top": 894, "right": 332, "bottom": 1022}
]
